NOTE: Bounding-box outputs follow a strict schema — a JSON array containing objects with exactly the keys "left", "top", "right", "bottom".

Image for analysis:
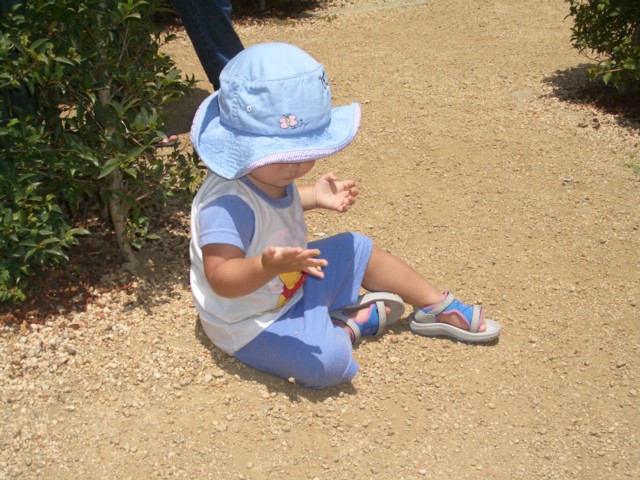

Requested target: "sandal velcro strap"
[
  {"left": 340, "top": 300, "right": 385, "bottom": 343},
  {"left": 371, "top": 300, "right": 387, "bottom": 334},
  {"left": 418, "top": 292, "right": 456, "bottom": 323},
  {"left": 468, "top": 304, "right": 482, "bottom": 333}
]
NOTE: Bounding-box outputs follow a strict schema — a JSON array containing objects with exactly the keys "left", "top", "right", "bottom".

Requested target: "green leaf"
[
  {"left": 125, "top": 146, "right": 146, "bottom": 161},
  {"left": 24, "top": 248, "right": 39, "bottom": 261},
  {"left": 29, "top": 38, "right": 49, "bottom": 51},
  {"left": 17, "top": 173, "right": 39, "bottom": 183},
  {"left": 54, "top": 56, "right": 74, "bottom": 66},
  {"left": 98, "top": 158, "right": 120, "bottom": 179},
  {"left": 40, "top": 237, "right": 61, "bottom": 246},
  {"left": 124, "top": 167, "right": 138, "bottom": 179},
  {"left": 68, "top": 228, "right": 90, "bottom": 236},
  {"left": 19, "top": 240, "right": 38, "bottom": 247},
  {"left": 44, "top": 248, "right": 68, "bottom": 259}
]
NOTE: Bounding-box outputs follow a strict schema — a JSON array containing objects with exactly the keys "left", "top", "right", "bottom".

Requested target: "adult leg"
[{"left": 170, "top": 0, "right": 244, "bottom": 89}]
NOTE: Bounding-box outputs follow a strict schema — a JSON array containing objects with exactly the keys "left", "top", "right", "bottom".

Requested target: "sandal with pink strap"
[{"left": 409, "top": 292, "right": 501, "bottom": 343}]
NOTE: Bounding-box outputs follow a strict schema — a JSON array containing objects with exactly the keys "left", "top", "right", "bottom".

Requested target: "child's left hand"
[{"left": 313, "top": 172, "right": 358, "bottom": 212}]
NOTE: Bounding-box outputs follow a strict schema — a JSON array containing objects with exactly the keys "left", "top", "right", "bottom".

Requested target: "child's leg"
[
  {"left": 234, "top": 233, "right": 374, "bottom": 389},
  {"left": 234, "top": 303, "right": 358, "bottom": 389},
  {"left": 362, "top": 244, "right": 483, "bottom": 332},
  {"left": 236, "top": 304, "right": 398, "bottom": 387}
]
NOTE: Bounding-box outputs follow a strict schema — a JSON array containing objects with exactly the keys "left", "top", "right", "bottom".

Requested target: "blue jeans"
[{"left": 170, "top": 0, "right": 244, "bottom": 89}]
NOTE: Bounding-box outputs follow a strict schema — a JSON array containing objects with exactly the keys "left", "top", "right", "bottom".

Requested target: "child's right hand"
[{"left": 261, "top": 246, "right": 328, "bottom": 279}]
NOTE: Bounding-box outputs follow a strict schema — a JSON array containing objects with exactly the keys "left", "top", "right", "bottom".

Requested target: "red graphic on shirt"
[{"left": 276, "top": 271, "right": 308, "bottom": 308}]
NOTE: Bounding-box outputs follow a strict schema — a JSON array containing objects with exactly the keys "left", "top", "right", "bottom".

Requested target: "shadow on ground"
[
  {"left": 542, "top": 63, "right": 640, "bottom": 131},
  {"left": 163, "top": 87, "right": 211, "bottom": 136},
  {"left": 193, "top": 315, "right": 360, "bottom": 400},
  {"left": 0, "top": 194, "right": 195, "bottom": 330}
]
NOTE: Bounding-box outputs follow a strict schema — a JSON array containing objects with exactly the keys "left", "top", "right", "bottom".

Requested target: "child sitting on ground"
[{"left": 190, "top": 42, "right": 501, "bottom": 389}]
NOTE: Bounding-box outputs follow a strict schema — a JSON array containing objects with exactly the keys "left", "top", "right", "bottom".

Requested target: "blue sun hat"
[{"left": 190, "top": 42, "right": 361, "bottom": 180}]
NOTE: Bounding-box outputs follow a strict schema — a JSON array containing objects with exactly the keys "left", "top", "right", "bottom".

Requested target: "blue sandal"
[
  {"left": 409, "top": 292, "right": 501, "bottom": 343},
  {"left": 331, "top": 292, "right": 405, "bottom": 344}
]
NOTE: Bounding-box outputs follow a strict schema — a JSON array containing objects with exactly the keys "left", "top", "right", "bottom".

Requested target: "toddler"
[{"left": 190, "top": 43, "right": 500, "bottom": 389}]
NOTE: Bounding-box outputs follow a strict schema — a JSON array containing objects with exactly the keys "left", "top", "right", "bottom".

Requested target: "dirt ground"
[{"left": 2, "top": 0, "right": 639, "bottom": 479}]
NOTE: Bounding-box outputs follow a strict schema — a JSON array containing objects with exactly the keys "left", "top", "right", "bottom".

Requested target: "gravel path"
[{"left": 2, "top": 1, "right": 639, "bottom": 479}]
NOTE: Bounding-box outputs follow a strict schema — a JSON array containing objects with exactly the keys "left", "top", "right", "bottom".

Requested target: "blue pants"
[
  {"left": 170, "top": 0, "right": 244, "bottom": 89},
  {"left": 235, "top": 233, "right": 374, "bottom": 390}
]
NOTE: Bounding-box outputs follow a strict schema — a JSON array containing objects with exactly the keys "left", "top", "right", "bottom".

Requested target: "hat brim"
[{"left": 191, "top": 92, "right": 361, "bottom": 180}]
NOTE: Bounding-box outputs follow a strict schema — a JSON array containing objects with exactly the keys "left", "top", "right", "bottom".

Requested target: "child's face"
[{"left": 248, "top": 161, "right": 316, "bottom": 190}]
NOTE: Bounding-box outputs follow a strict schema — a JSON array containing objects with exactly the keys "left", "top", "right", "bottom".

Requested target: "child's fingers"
[
  {"left": 263, "top": 247, "right": 326, "bottom": 273},
  {"left": 269, "top": 246, "right": 302, "bottom": 258},
  {"left": 305, "top": 265, "right": 325, "bottom": 279},
  {"left": 322, "top": 172, "right": 337, "bottom": 183},
  {"left": 261, "top": 246, "right": 277, "bottom": 263},
  {"left": 299, "top": 249, "right": 328, "bottom": 274},
  {"left": 301, "top": 248, "right": 322, "bottom": 259}
]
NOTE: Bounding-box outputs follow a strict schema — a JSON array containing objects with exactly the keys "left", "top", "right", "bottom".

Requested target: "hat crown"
[{"left": 218, "top": 43, "right": 332, "bottom": 136}]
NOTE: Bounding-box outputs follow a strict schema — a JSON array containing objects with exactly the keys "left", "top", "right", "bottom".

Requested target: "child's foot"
[
  {"left": 335, "top": 304, "right": 388, "bottom": 343},
  {"left": 331, "top": 292, "right": 405, "bottom": 344},
  {"left": 409, "top": 292, "right": 501, "bottom": 343}
]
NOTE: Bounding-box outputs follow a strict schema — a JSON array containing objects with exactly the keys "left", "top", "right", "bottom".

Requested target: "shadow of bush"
[
  {"left": 163, "top": 87, "right": 211, "bottom": 136},
  {"left": 542, "top": 63, "right": 640, "bottom": 131}
]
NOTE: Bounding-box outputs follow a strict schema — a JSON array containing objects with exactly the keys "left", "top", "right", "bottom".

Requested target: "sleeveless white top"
[{"left": 190, "top": 173, "right": 308, "bottom": 354}]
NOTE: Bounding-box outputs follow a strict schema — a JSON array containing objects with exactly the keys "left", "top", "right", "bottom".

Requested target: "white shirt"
[{"left": 190, "top": 172, "right": 308, "bottom": 354}]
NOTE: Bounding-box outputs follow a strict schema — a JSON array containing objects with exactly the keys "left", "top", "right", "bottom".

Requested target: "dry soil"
[{"left": 2, "top": 1, "right": 639, "bottom": 479}]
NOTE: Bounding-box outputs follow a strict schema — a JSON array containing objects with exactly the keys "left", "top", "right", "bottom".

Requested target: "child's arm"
[
  {"left": 298, "top": 172, "right": 358, "bottom": 212},
  {"left": 203, "top": 243, "right": 328, "bottom": 298}
]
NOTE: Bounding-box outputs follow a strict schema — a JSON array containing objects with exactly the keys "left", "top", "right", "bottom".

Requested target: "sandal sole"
[{"left": 409, "top": 317, "right": 501, "bottom": 343}]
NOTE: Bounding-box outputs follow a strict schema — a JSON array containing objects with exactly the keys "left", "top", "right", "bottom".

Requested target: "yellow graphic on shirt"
[{"left": 276, "top": 271, "right": 307, "bottom": 309}]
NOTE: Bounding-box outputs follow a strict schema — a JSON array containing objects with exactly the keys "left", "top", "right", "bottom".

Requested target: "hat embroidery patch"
[{"left": 279, "top": 114, "right": 308, "bottom": 130}]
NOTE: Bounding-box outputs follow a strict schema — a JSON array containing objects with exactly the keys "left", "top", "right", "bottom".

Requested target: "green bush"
[
  {"left": 567, "top": 0, "right": 640, "bottom": 91},
  {"left": 0, "top": 0, "right": 198, "bottom": 302}
]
